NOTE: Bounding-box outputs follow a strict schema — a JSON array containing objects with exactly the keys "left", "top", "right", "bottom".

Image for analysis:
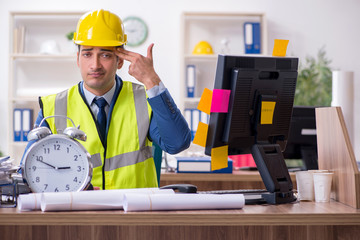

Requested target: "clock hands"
[{"left": 36, "top": 158, "right": 70, "bottom": 170}]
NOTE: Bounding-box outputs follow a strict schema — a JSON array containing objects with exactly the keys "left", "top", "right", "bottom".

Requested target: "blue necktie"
[{"left": 93, "top": 97, "right": 107, "bottom": 141}]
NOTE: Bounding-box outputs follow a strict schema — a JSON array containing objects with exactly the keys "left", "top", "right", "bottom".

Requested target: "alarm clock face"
[{"left": 23, "top": 135, "right": 92, "bottom": 193}]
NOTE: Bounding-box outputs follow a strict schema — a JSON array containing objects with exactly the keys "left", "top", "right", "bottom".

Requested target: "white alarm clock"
[{"left": 22, "top": 116, "right": 92, "bottom": 193}]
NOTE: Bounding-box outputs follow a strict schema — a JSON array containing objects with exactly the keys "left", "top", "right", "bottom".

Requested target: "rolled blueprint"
[
  {"left": 331, "top": 70, "right": 354, "bottom": 143},
  {"left": 41, "top": 188, "right": 175, "bottom": 212},
  {"left": 17, "top": 193, "right": 42, "bottom": 211},
  {"left": 123, "top": 193, "right": 245, "bottom": 212}
]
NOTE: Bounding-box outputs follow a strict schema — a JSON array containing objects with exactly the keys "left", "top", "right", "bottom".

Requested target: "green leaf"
[{"left": 294, "top": 47, "right": 332, "bottom": 106}]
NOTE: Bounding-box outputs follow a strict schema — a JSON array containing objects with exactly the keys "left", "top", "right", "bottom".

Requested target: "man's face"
[{"left": 77, "top": 46, "right": 123, "bottom": 96}]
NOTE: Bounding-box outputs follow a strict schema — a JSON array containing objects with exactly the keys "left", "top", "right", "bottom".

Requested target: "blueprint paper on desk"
[
  {"left": 18, "top": 188, "right": 175, "bottom": 212},
  {"left": 123, "top": 193, "right": 245, "bottom": 212}
]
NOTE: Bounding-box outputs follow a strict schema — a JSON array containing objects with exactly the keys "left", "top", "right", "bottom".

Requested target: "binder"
[
  {"left": 200, "top": 111, "right": 209, "bottom": 124},
  {"left": 244, "top": 22, "right": 261, "bottom": 54},
  {"left": 22, "top": 108, "right": 33, "bottom": 141},
  {"left": 192, "top": 109, "right": 201, "bottom": 140},
  {"left": 13, "top": 109, "right": 22, "bottom": 142},
  {"left": 185, "top": 108, "right": 203, "bottom": 141},
  {"left": 176, "top": 157, "right": 233, "bottom": 173},
  {"left": 186, "top": 65, "right": 196, "bottom": 97}
]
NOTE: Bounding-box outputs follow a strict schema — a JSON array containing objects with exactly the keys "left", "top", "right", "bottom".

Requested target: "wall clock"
[{"left": 123, "top": 16, "right": 148, "bottom": 47}]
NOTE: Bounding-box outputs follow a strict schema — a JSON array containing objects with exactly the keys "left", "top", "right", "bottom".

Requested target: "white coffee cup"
[
  {"left": 313, "top": 172, "right": 333, "bottom": 202},
  {"left": 296, "top": 171, "right": 314, "bottom": 201}
]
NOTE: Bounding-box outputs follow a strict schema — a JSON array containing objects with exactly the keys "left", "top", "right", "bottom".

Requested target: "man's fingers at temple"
[
  {"left": 115, "top": 48, "right": 137, "bottom": 61},
  {"left": 147, "top": 43, "right": 154, "bottom": 60}
]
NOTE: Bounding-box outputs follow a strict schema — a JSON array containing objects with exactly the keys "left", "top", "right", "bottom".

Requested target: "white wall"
[{"left": 1, "top": 0, "right": 360, "bottom": 158}]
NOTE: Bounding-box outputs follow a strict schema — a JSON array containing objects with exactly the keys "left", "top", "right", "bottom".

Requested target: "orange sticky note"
[
  {"left": 261, "top": 101, "right": 276, "bottom": 124},
  {"left": 210, "top": 89, "right": 231, "bottom": 113},
  {"left": 272, "top": 39, "right": 289, "bottom": 57},
  {"left": 197, "top": 88, "right": 213, "bottom": 115},
  {"left": 192, "top": 122, "right": 209, "bottom": 147},
  {"left": 211, "top": 145, "right": 228, "bottom": 171}
]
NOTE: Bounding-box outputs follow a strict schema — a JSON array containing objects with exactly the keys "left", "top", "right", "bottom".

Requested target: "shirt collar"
[{"left": 83, "top": 81, "right": 117, "bottom": 106}]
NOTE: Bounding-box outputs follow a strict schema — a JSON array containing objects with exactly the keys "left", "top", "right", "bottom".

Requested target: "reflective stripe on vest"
[{"left": 41, "top": 81, "right": 157, "bottom": 189}]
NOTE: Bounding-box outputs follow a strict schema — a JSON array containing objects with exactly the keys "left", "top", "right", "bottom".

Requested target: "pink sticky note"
[{"left": 210, "top": 89, "right": 231, "bottom": 113}]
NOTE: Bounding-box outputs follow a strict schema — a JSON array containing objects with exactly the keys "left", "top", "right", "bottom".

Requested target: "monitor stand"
[{"left": 251, "top": 144, "right": 296, "bottom": 204}]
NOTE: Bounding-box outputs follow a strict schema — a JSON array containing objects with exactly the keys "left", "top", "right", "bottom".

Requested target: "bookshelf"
[
  {"left": 180, "top": 12, "right": 268, "bottom": 139},
  {"left": 8, "top": 12, "right": 84, "bottom": 165}
]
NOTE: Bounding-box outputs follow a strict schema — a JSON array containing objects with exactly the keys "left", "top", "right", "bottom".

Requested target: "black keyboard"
[
  {"left": 198, "top": 189, "right": 268, "bottom": 195},
  {"left": 198, "top": 189, "right": 268, "bottom": 205}
]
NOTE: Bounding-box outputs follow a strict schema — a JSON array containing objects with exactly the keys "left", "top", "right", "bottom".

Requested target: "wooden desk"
[
  {"left": 160, "top": 170, "right": 297, "bottom": 191},
  {"left": 0, "top": 201, "right": 359, "bottom": 240}
]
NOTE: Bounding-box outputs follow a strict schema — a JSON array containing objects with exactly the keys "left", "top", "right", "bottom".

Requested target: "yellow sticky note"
[
  {"left": 197, "top": 88, "right": 213, "bottom": 115},
  {"left": 272, "top": 39, "right": 289, "bottom": 57},
  {"left": 192, "top": 122, "right": 209, "bottom": 147},
  {"left": 261, "top": 101, "right": 276, "bottom": 124},
  {"left": 211, "top": 145, "right": 228, "bottom": 171}
]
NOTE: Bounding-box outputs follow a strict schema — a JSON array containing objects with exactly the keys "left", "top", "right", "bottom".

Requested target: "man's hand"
[{"left": 116, "top": 43, "right": 161, "bottom": 89}]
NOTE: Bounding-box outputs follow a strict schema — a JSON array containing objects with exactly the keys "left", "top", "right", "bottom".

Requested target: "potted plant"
[
  {"left": 294, "top": 47, "right": 332, "bottom": 106},
  {"left": 66, "top": 31, "right": 76, "bottom": 53}
]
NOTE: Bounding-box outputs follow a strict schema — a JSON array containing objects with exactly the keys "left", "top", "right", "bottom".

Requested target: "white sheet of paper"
[{"left": 123, "top": 193, "right": 245, "bottom": 212}]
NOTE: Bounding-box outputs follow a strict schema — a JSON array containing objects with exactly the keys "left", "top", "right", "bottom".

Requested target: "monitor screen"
[
  {"left": 205, "top": 55, "right": 299, "bottom": 204},
  {"left": 282, "top": 106, "right": 318, "bottom": 170}
]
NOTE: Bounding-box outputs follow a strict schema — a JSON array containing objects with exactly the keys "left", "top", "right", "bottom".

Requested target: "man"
[{"left": 30, "top": 9, "right": 191, "bottom": 190}]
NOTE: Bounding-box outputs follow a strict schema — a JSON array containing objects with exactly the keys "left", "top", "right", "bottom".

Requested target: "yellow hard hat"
[
  {"left": 192, "top": 41, "right": 214, "bottom": 55},
  {"left": 73, "top": 9, "right": 127, "bottom": 46}
]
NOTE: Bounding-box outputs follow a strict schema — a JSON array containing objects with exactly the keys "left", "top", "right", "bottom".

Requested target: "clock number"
[
  {"left": 54, "top": 144, "right": 60, "bottom": 151},
  {"left": 44, "top": 184, "right": 48, "bottom": 190},
  {"left": 32, "top": 166, "right": 36, "bottom": 171},
  {"left": 36, "top": 156, "right": 43, "bottom": 161},
  {"left": 66, "top": 184, "right": 70, "bottom": 191},
  {"left": 73, "top": 177, "right": 78, "bottom": 182},
  {"left": 44, "top": 148, "right": 50, "bottom": 154},
  {"left": 54, "top": 187, "right": 59, "bottom": 192},
  {"left": 74, "top": 155, "right": 78, "bottom": 161},
  {"left": 67, "top": 147, "right": 70, "bottom": 153},
  {"left": 36, "top": 177, "right": 40, "bottom": 183},
  {"left": 77, "top": 166, "right": 81, "bottom": 172}
]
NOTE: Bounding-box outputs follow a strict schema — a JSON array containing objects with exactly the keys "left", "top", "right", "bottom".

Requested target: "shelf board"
[
  {"left": 10, "top": 97, "right": 39, "bottom": 102},
  {"left": 10, "top": 54, "right": 77, "bottom": 60},
  {"left": 13, "top": 88, "right": 68, "bottom": 99},
  {"left": 184, "top": 98, "right": 201, "bottom": 109},
  {"left": 184, "top": 54, "right": 218, "bottom": 61},
  {"left": 184, "top": 97, "right": 201, "bottom": 103},
  {"left": 9, "top": 141, "right": 28, "bottom": 147}
]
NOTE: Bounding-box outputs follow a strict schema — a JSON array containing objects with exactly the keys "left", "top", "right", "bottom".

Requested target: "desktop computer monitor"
[
  {"left": 282, "top": 106, "right": 318, "bottom": 170},
  {"left": 205, "top": 55, "right": 299, "bottom": 204}
]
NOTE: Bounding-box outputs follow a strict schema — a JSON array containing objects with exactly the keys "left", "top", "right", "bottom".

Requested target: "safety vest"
[{"left": 40, "top": 81, "right": 158, "bottom": 190}]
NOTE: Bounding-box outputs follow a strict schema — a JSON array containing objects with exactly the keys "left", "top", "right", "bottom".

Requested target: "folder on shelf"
[
  {"left": 244, "top": 22, "right": 261, "bottom": 54},
  {"left": 200, "top": 111, "right": 209, "bottom": 124},
  {"left": 13, "top": 109, "right": 22, "bottom": 142},
  {"left": 185, "top": 108, "right": 202, "bottom": 140},
  {"left": 22, "top": 108, "right": 33, "bottom": 142},
  {"left": 176, "top": 157, "right": 233, "bottom": 173},
  {"left": 192, "top": 109, "right": 200, "bottom": 137},
  {"left": 186, "top": 65, "right": 196, "bottom": 98}
]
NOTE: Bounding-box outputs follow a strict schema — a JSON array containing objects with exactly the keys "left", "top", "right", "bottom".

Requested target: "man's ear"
[
  {"left": 117, "top": 58, "right": 124, "bottom": 69},
  {"left": 77, "top": 51, "right": 80, "bottom": 67}
]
